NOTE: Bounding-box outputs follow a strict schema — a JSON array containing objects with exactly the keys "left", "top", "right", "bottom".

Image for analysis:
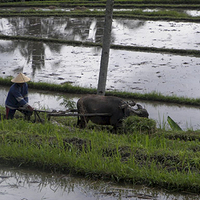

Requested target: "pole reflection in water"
[
  {"left": 1, "top": 40, "right": 200, "bottom": 98},
  {"left": 0, "top": 16, "right": 200, "bottom": 98}
]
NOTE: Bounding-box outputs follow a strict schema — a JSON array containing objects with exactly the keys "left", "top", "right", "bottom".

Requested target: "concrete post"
[{"left": 97, "top": 0, "right": 114, "bottom": 95}]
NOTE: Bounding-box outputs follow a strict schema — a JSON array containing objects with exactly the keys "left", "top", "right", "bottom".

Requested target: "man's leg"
[{"left": 6, "top": 107, "right": 16, "bottom": 119}]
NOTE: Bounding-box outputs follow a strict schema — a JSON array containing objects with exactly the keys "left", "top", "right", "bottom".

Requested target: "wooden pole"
[{"left": 97, "top": 0, "right": 114, "bottom": 95}]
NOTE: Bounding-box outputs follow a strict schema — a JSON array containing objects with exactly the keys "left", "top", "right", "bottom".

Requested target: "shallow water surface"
[
  {"left": 0, "top": 16, "right": 200, "bottom": 50},
  {"left": 1, "top": 40, "right": 200, "bottom": 98},
  {"left": 1, "top": 16, "right": 200, "bottom": 98},
  {"left": 0, "top": 164, "right": 199, "bottom": 200}
]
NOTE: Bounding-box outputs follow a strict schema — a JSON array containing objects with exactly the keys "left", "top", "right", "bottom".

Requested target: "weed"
[{"left": 122, "top": 116, "right": 156, "bottom": 134}]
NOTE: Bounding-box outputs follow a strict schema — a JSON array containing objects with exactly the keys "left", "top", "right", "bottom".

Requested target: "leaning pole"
[{"left": 97, "top": 0, "right": 114, "bottom": 95}]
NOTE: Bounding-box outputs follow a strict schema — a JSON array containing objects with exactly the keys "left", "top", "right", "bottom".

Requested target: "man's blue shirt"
[{"left": 5, "top": 83, "right": 29, "bottom": 109}]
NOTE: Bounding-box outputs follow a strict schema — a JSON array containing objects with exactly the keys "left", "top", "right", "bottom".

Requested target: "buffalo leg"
[{"left": 78, "top": 116, "right": 88, "bottom": 128}]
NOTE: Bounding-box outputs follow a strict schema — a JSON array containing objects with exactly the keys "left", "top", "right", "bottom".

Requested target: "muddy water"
[{"left": 1, "top": 164, "right": 200, "bottom": 200}]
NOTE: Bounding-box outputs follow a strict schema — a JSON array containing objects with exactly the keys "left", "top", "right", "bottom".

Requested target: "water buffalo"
[{"left": 77, "top": 95, "right": 149, "bottom": 131}]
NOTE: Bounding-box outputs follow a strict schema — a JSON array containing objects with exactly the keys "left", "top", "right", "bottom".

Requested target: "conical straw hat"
[{"left": 11, "top": 73, "right": 31, "bottom": 83}]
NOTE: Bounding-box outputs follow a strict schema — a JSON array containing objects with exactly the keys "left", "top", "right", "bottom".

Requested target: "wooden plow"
[
  {"left": 32, "top": 109, "right": 112, "bottom": 123},
  {"left": 17, "top": 108, "right": 112, "bottom": 123}
]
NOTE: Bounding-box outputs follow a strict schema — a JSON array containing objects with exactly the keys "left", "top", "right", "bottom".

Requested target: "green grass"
[
  {"left": 1, "top": 0, "right": 200, "bottom": 6},
  {"left": 0, "top": 1, "right": 200, "bottom": 22},
  {"left": 0, "top": 114, "right": 200, "bottom": 193},
  {"left": 1, "top": 34, "right": 200, "bottom": 58},
  {"left": 0, "top": 9, "right": 199, "bottom": 23}
]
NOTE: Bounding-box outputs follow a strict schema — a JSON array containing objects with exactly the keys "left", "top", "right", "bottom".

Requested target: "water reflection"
[
  {"left": 0, "top": 16, "right": 105, "bottom": 43},
  {"left": 0, "top": 164, "right": 199, "bottom": 200},
  {"left": 0, "top": 16, "right": 105, "bottom": 77},
  {"left": 1, "top": 16, "right": 200, "bottom": 98},
  {"left": 0, "top": 16, "right": 199, "bottom": 50},
  {"left": 1, "top": 40, "right": 200, "bottom": 98}
]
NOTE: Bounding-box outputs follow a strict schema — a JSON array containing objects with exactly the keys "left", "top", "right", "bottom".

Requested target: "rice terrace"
[{"left": 0, "top": 0, "right": 200, "bottom": 199}]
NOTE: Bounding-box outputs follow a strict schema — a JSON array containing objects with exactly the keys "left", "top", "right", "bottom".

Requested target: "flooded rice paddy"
[
  {"left": 0, "top": 15, "right": 200, "bottom": 128},
  {"left": 0, "top": 16, "right": 200, "bottom": 50},
  {"left": 1, "top": 40, "right": 200, "bottom": 98},
  {"left": 0, "top": 16, "right": 200, "bottom": 98},
  {"left": 0, "top": 88, "right": 200, "bottom": 199},
  {"left": 0, "top": 12, "right": 200, "bottom": 199},
  {"left": 1, "top": 163, "right": 200, "bottom": 200}
]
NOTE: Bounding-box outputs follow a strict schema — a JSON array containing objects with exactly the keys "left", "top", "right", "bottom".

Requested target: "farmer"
[{"left": 5, "top": 73, "right": 34, "bottom": 120}]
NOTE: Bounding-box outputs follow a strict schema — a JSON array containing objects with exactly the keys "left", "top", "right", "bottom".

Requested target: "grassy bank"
[
  {"left": 0, "top": 0, "right": 200, "bottom": 22},
  {"left": 0, "top": 113, "right": 200, "bottom": 193},
  {"left": 1, "top": 77, "right": 200, "bottom": 106},
  {"left": 1, "top": 0, "right": 200, "bottom": 8},
  {"left": 0, "top": 7, "right": 199, "bottom": 22},
  {"left": 1, "top": 35, "right": 200, "bottom": 58}
]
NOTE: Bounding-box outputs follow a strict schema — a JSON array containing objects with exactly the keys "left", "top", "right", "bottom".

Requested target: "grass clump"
[{"left": 122, "top": 116, "right": 156, "bottom": 134}]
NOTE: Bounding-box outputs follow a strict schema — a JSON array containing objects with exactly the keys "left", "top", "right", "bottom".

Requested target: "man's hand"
[{"left": 27, "top": 105, "right": 34, "bottom": 112}]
